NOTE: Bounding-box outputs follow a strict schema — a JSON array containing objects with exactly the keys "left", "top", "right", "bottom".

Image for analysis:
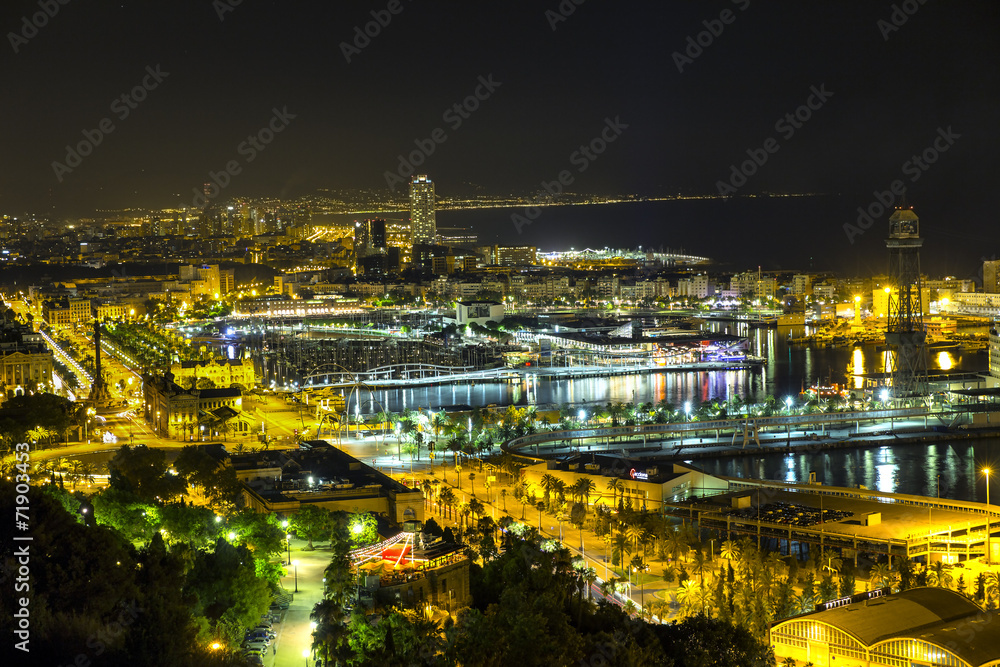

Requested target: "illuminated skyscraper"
[
  {"left": 354, "top": 219, "right": 387, "bottom": 256},
  {"left": 410, "top": 175, "right": 436, "bottom": 245},
  {"left": 984, "top": 260, "right": 1000, "bottom": 293}
]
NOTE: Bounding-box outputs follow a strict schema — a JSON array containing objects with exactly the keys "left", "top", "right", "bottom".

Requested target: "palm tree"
[
  {"left": 439, "top": 487, "right": 456, "bottom": 520},
  {"left": 540, "top": 473, "right": 559, "bottom": 508},
  {"left": 606, "top": 478, "right": 624, "bottom": 514},
  {"left": 468, "top": 497, "right": 485, "bottom": 523},
  {"left": 519, "top": 490, "right": 533, "bottom": 520},
  {"left": 468, "top": 472, "right": 477, "bottom": 496},
  {"left": 421, "top": 479, "right": 434, "bottom": 507},
  {"left": 581, "top": 566, "right": 598, "bottom": 602},
  {"left": 675, "top": 580, "right": 704, "bottom": 618},
  {"left": 611, "top": 533, "right": 631, "bottom": 567},
  {"left": 457, "top": 501, "right": 471, "bottom": 531},
  {"left": 26, "top": 426, "right": 52, "bottom": 449},
  {"left": 664, "top": 528, "right": 690, "bottom": 563},
  {"left": 499, "top": 488, "right": 508, "bottom": 512},
  {"left": 870, "top": 563, "right": 893, "bottom": 589},
  {"left": 720, "top": 539, "right": 740, "bottom": 563},
  {"left": 574, "top": 477, "right": 596, "bottom": 507},
  {"left": 552, "top": 479, "right": 567, "bottom": 509},
  {"left": 625, "top": 525, "right": 645, "bottom": 558},
  {"left": 431, "top": 412, "right": 448, "bottom": 445}
]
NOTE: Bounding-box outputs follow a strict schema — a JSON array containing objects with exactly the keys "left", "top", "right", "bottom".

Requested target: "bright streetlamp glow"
[
  {"left": 227, "top": 532, "right": 236, "bottom": 541},
  {"left": 880, "top": 389, "right": 889, "bottom": 403}
]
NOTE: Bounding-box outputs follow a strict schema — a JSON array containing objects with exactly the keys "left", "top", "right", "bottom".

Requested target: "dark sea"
[{"left": 437, "top": 196, "right": 981, "bottom": 278}]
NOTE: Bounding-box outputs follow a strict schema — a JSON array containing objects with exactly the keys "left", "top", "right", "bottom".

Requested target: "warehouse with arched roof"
[{"left": 771, "top": 587, "right": 1000, "bottom": 667}]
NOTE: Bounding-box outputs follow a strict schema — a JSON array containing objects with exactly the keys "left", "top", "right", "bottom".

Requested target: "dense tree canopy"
[
  {"left": 107, "top": 444, "right": 187, "bottom": 502},
  {"left": 312, "top": 522, "right": 773, "bottom": 666},
  {"left": 0, "top": 481, "right": 261, "bottom": 666}
]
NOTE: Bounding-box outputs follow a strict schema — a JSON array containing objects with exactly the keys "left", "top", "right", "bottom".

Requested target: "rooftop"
[{"left": 778, "top": 587, "right": 1000, "bottom": 666}]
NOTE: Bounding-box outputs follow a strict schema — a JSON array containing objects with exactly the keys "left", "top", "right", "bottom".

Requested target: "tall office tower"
[
  {"left": 355, "top": 219, "right": 390, "bottom": 276},
  {"left": 884, "top": 207, "right": 928, "bottom": 401},
  {"left": 354, "top": 219, "right": 387, "bottom": 257},
  {"left": 984, "top": 260, "right": 1000, "bottom": 293},
  {"left": 410, "top": 175, "right": 436, "bottom": 245}
]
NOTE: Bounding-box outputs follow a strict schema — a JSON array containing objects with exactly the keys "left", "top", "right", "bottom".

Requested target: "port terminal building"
[{"left": 771, "top": 587, "right": 1000, "bottom": 667}]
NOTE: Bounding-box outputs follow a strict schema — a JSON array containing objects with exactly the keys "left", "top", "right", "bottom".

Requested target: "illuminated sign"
[{"left": 629, "top": 468, "right": 649, "bottom": 481}]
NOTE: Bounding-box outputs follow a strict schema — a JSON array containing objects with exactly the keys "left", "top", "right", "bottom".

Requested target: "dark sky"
[{"left": 2, "top": 0, "right": 998, "bottom": 269}]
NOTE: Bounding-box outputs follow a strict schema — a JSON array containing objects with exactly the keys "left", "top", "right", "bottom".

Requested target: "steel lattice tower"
[{"left": 884, "top": 207, "right": 929, "bottom": 400}]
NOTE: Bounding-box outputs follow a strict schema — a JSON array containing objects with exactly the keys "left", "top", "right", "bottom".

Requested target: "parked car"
[
  {"left": 244, "top": 641, "right": 269, "bottom": 653},
  {"left": 250, "top": 628, "right": 276, "bottom": 639}
]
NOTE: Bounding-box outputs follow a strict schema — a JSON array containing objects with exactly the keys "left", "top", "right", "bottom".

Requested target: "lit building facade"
[
  {"left": 169, "top": 357, "right": 256, "bottom": 388},
  {"left": 984, "top": 260, "right": 1000, "bottom": 294},
  {"left": 0, "top": 325, "right": 54, "bottom": 393},
  {"left": 143, "top": 371, "right": 250, "bottom": 440},
  {"left": 410, "top": 175, "right": 436, "bottom": 245}
]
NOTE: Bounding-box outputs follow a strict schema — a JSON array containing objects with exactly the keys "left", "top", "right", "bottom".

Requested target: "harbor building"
[{"left": 771, "top": 587, "right": 1000, "bottom": 667}]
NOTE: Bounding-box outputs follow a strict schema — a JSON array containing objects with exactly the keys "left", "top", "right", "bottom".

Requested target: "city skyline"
[{"left": 1, "top": 2, "right": 997, "bottom": 263}]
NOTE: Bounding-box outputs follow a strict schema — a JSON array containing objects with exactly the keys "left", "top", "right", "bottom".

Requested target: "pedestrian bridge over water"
[{"left": 503, "top": 407, "right": 939, "bottom": 458}]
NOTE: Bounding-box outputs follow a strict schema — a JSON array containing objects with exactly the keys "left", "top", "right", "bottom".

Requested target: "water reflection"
[
  {"left": 694, "top": 440, "right": 997, "bottom": 503},
  {"left": 937, "top": 351, "right": 954, "bottom": 371},
  {"left": 852, "top": 348, "right": 864, "bottom": 390},
  {"left": 347, "top": 327, "right": 985, "bottom": 417}
]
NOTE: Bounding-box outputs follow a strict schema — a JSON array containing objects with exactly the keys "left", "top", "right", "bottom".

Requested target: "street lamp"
[
  {"left": 292, "top": 559, "right": 299, "bottom": 593},
  {"left": 286, "top": 533, "right": 292, "bottom": 565},
  {"left": 302, "top": 648, "right": 310, "bottom": 666}
]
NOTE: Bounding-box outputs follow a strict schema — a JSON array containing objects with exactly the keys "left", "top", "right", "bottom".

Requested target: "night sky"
[{"left": 2, "top": 1, "right": 998, "bottom": 270}]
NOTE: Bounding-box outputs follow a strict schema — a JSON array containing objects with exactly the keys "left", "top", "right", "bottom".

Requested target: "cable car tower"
[{"left": 884, "top": 207, "right": 928, "bottom": 402}]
